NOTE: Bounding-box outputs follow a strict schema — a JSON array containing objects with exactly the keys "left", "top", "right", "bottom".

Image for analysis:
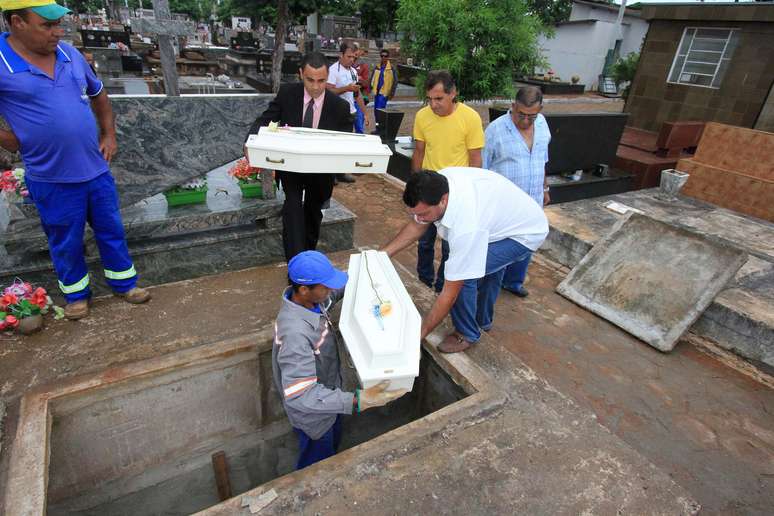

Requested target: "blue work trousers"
[
  {"left": 417, "top": 224, "right": 449, "bottom": 292},
  {"left": 450, "top": 239, "right": 532, "bottom": 343},
  {"left": 26, "top": 172, "right": 137, "bottom": 303},
  {"left": 294, "top": 415, "right": 342, "bottom": 470}
]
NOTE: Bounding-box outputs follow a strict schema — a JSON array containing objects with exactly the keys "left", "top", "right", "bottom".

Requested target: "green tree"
[
  {"left": 397, "top": 0, "right": 546, "bottom": 101},
  {"left": 526, "top": 0, "right": 572, "bottom": 26},
  {"left": 357, "top": 0, "right": 398, "bottom": 37},
  {"left": 611, "top": 51, "right": 639, "bottom": 98}
]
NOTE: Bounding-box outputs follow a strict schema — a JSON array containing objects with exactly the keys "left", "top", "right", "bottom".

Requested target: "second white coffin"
[
  {"left": 245, "top": 126, "right": 392, "bottom": 174},
  {"left": 339, "top": 250, "right": 421, "bottom": 391}
]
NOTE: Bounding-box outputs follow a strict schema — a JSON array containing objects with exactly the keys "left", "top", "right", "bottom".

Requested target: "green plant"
[
  {"left": 611, "top": 52, "right": 639, "bottom": 98},
  {"left": 397, "top": 0, "right": 546, "bottom": 101}
]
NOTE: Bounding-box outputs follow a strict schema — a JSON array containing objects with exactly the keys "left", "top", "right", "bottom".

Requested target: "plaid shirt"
[{"left": 482, "top": 112, "right": 551, "bottom": 206}]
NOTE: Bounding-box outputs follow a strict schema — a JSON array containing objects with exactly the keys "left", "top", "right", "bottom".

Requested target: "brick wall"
[{"left": 625, "top": 20, "right": 774, "bottom": 132}]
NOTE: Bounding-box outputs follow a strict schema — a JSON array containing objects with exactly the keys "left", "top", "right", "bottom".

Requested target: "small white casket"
[
  {"left": 245, "top": 126, "right": 392, "bottom": 174},
  {"left": 339, "top": 250, "right": 421, "bottom": 392}
]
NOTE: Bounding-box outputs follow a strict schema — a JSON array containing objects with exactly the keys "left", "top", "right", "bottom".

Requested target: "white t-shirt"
[
  {"left": 435, "top": 167, "right": 549, "bottom": 281},
  {"left": 327, "top": 61, "right": 357, "bottom": 114}
]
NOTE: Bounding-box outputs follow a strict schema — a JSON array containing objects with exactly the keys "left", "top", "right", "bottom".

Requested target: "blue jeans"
[
  {"left": 502, "top": 253, "right": 533, "bottom": 291},
  {"left": 450, "top": 239, "right": 532, "bottom": 343},
  {"left": 354, "top": 104, "right": 365, "bottom": 134},
  {"left": 417, "top": 224, "right": 449, "bottom": 292},
  {"left": 294, "top": 415, "right": 342, "bottom": 470}
]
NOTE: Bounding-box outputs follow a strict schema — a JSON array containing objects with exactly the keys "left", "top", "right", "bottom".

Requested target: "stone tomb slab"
[
  {"left": 110, "top": 94, "right": 271, "bottom": 208},
  {"left": 556, "top": 212, "right": 747, "bottom": 352}
]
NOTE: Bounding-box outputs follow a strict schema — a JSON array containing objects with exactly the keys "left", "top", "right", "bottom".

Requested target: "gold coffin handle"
[
  {"left": 265, "top": 156, "right": 285, "bottom": 164},
  {"left": 355, "top": 161, "right": 373, "bottom": 168}
]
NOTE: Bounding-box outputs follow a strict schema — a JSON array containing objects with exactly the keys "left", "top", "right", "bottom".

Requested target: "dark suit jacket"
[{"left": 246, "top": 82, "right": 353, "bottom": 140}]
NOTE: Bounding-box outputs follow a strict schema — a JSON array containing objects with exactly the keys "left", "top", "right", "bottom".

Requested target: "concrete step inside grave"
[
  {"left": 542, "top": 188, "right": 774, "bottom": 371},
  {"left": 0, "top": 164, "right": 355, "bottom": 299}
]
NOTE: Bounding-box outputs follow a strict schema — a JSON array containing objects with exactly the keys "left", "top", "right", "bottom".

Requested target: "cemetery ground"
[{"left": 1, "top": 175, "right": 771, "bottom": 514}]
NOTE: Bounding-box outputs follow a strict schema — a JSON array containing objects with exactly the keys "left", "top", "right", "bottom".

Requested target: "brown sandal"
[{"left": 438, "top": 333, "right": 471, "bottom": 353}]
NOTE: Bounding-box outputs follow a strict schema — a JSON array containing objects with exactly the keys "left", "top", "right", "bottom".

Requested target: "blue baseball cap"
[
  {"left": 30, "top": 2, "right": 71, "bottom": 21},
  {"left": 288, "top": 251, "right": 348, "bottom": 289}
]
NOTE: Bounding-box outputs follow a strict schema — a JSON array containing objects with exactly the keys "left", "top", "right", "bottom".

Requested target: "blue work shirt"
[
  {"left": 0, "top": 33, "right": 109, "bottom": 183},
  {"left": 482, "top": 112, "right": 551, "bottom": 206}
]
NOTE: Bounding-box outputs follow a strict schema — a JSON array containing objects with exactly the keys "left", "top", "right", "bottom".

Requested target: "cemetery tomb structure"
[
  {"left": 339, "top": 250, "right": 422, "bottom": 391},
  {"left": 246, "top": 126, "right": 392, "bottom": 175},
  {"left": 3, "top": 327, "right": 501, "bottom": 515}
]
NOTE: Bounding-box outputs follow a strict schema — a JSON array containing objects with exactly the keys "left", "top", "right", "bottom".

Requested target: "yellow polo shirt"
[{"left": 412, "top": 103, "right": 484, "bottom": 171}]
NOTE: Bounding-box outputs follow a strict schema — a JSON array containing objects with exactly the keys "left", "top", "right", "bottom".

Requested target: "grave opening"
[{"left": 42, "top": 337, "right": 469, "bottom": 515}]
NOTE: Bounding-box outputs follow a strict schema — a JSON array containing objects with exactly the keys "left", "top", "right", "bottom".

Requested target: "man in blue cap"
[
  {"left": 272, "top": 250, "right": 407, "bottom": 469},
  {"left": 0, "top": 1, "right": 150, "bottom": 319}
]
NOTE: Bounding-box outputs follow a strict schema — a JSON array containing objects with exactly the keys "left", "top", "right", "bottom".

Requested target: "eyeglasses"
[{"left": 516, "top": 112, "right": 539, "bottom": 121}]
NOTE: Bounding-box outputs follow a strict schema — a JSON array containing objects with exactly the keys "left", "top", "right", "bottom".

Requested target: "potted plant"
[
  {"left": 571, "top": 75, "right": 580, "bottom": 85},
  {"left": 164, "top": 178, "right": 208, "bottom": 207},
  {"left": 0, "top": 280, "right": 60, "bottom": 334},
  {"left": 1, "top": 168, "right": 31, "bottom": 203},
  {"left": 229, "top": 158, "right": 264, "bottom": 199}
]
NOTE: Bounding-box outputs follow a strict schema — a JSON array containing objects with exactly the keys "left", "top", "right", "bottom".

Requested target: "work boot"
[
  {"left": 438, "top": 332, "right": 471, "bottom": 353},
  {"left": 114, "top": 287, "right": 152, "bottom": 304},
  {"left": 64, "top": 300, "right": 90, "bottom": 320},
  {"left": 503, "top": 285, "right": 529, "bottom": 298},
  {"left": 337, "top": 173, "right": 356, "bottom": 183}
]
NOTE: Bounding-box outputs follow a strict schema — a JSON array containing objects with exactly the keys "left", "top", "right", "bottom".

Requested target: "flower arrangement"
[
  {"left": 0, "top": 168, "right": 29, "bottom": 200},
  {"left": 229, "top": 158, "right": 262, "bottom": 185},
  {"left": 167, "top": 177, "right": 207, "bottom": 193},
  {"left": 164, "top": 178, "right": 208, "bottom": 206},
  {"left": 0, "top": 279, "right": 63, "bottom": 332}
]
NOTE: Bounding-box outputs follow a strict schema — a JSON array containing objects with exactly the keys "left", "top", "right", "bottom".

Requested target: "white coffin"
[
  {"left": 245, "top": 126, "right": 392, "bottom": 174},
  {"left": 339, "top": 250, "right": 421, "bottom": 392}
]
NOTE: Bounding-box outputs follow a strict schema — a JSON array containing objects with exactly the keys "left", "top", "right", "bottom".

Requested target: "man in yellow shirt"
[{"left": 411, "top": 70, "right": 484, "bottom": 292}]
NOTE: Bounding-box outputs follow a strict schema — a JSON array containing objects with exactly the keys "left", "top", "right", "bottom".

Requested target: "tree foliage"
[
  {"left": 397, "top": 0, "right": 546, "bottom": 101},
  {"left": 611, "top": 51, "right": 639, "bottom": 98},
  {"left": 357, "top": 0, "right": 398, "bottom": 37},
  {"left": 526, "top": 0, "right": 572, "bottom": 26}
]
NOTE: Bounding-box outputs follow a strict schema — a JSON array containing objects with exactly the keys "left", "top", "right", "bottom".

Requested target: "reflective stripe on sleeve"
[{"left": 284, "top": 377, "right": 317, "bottom": 398}]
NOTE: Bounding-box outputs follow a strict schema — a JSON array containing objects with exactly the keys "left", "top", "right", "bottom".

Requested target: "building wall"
[
  {"left": 625, "top": 19, "right": 774, "bottom": 132},
  {"left": 538, "top": 5, "right": 648, "bottom": 91}
]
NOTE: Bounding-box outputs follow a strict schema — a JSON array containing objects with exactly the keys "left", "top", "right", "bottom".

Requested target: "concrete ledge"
[{"left": 542, "top": 189, "right": 774, "bottom": 369}]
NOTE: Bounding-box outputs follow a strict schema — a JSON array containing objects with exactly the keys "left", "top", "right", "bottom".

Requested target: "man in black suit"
[{"left": 246, "top": 52, "right": 353, "bottom": 262}]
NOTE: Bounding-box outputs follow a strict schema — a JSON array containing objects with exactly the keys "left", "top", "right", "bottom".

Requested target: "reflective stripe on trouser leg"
[
  {"left": 59, "top": 274, "right": 90, "bottom": 295},
  {"left": 86, "top": 173, "right": 137, "bottom": 294}
]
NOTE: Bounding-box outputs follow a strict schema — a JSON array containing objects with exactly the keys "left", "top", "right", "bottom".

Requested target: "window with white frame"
[{"left": 667, "top": 27, "right": 739, "bottom": 89}]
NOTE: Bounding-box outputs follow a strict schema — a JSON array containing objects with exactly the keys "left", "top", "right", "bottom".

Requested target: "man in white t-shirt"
[
  {"left": 382, "top": 168, "right": 549, "bottom": 353},
  {"left": 327, "top": 41, "right": 371, "bottom": 183}
]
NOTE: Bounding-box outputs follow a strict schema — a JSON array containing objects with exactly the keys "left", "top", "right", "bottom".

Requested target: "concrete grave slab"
[{"left": 556, "top": 212, "right": 748, "bottom": 352}]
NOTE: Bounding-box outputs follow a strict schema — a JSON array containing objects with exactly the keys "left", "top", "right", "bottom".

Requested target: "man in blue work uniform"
[{"left": 0, "top": 0, "right": 150, "bottom": 319}]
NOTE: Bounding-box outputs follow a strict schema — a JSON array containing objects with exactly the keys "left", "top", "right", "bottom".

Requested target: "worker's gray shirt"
[{"left": 272, "top": 287, "right": 354, "bottom": 440}]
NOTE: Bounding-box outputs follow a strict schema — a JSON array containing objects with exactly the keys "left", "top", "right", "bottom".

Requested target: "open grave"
[{"left": 5, "top": 327, "right": 500, "bottom": 515}]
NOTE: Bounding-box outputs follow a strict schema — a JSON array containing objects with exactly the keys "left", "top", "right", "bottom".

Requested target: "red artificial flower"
[
  {"left": 29, "top": 287, "right": 48, "bottom": 309},
  {"left": 0, "top": 293, "right": 18, "bottom": 310},
  {"left": 5, "top": 315, "right": 18, "bottom": 328}
]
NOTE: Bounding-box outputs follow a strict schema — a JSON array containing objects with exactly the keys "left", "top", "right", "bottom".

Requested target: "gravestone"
[{"left": 131, "top": 0, "right": 195, "bottom": 96}]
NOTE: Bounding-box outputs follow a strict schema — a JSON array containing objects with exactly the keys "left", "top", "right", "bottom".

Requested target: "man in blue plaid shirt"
[{"left": 482, "top": 86, "right": 551, "bottom": 297}]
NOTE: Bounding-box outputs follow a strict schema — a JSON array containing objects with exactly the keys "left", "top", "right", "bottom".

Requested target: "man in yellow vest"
[{"left": 370, "top": 49, "right": 398, "bottom": 109}]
